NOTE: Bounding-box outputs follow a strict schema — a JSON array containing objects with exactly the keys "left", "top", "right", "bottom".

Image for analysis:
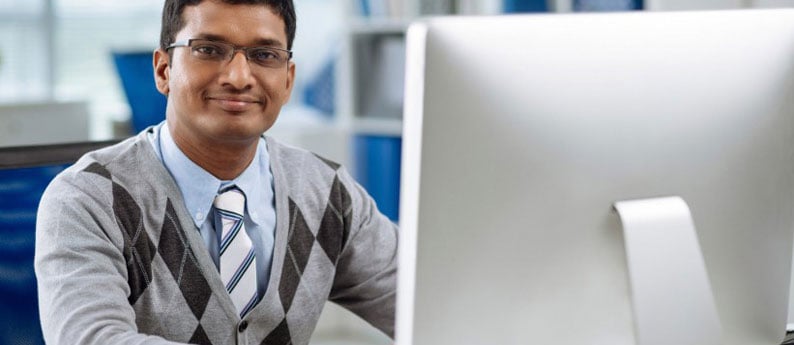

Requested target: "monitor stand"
[{"left": 614, "top": 196, "right": 723, "bottom": 345}]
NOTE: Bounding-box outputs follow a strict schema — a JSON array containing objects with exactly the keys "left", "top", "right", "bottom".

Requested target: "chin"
[{"left": 215, "top": 122, "right": 270, "bottom": 141}]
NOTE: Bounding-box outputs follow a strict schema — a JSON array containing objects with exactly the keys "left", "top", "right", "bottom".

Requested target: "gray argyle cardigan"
[{"left": 35, "top": 129, "right": 397, "bottom": 345}]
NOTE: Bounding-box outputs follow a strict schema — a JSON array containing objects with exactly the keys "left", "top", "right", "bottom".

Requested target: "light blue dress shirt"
[{"left": 147, "top": 122, "right": 276, "bottom": 297}]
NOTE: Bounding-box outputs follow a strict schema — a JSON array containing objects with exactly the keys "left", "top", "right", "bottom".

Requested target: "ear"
[
  {"left": 283, "top": 61, "right": 296, "bottom": 100},
  {"left": 153, "top": 49, "right": 171, "bottom": 95}
]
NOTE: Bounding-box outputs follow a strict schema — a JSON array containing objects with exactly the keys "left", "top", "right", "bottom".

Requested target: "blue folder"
[
  {"left": 112, "top": 51, "right": 167, "bottom": 133},
  {"left": 353, "top": 135, "right": 402, "bottom": 222}
]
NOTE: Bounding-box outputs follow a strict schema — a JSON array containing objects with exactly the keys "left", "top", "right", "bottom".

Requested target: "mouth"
[{"left": 207, "top": 96, "right": 263, "bottom": 112}]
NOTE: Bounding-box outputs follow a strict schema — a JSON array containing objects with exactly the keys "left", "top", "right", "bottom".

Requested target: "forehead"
[{"left": 179, "top": 0, "right": 287, "bottom": 47}]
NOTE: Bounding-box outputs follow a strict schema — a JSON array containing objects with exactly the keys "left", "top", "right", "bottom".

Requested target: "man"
[{"left": 34, "top": 0, "right": 397, "bottom": 344}]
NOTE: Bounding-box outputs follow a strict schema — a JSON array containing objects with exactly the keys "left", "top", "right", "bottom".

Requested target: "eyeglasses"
[{"left": 166, "top": 38, "right": 293, "bottom": 69}]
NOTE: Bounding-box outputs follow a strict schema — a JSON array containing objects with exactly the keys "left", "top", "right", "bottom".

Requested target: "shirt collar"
[
  {"left": 159, "top": 122, "right": 270, "bottom": 228},
  {"left": 222, "top": 139, "right": 270, "bottom": 225}
]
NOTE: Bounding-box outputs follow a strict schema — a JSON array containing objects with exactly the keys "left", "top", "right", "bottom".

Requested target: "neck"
[{"left": 171, "top": 131, "right": 259, "bottom": 181}]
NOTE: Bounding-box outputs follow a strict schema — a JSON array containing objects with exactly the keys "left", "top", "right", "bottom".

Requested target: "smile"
[{"left": 208, "top": 97, "right": 262, "bottom": 112}]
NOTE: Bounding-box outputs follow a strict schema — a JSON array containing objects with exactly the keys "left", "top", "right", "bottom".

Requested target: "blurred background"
[{"left": 3, "top": 0, "right": 794, "bottom": 344}]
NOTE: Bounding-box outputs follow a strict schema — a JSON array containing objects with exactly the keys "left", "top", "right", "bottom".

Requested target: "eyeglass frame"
[{"left": 165, "top": 38, "right": 294, "bottom": 69}]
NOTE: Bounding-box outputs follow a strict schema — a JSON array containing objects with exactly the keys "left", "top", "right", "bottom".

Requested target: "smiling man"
[{"left": 34, "top": 1, "right": 397, "bottom": 344}]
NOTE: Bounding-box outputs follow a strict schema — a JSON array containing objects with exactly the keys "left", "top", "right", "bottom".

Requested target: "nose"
[{"left": 218, "top": 51, "right": 255, "bottom": 90}]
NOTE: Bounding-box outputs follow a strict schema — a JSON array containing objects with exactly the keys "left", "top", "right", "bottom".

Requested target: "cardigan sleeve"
[
  {"left": 327, "top": 167, "right": 398, "bottom": 338},
  {"left": 34, "top": 169, "right": 188, "bottom": 345}
]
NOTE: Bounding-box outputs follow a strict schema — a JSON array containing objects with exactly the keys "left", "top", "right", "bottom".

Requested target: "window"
[
  {"left": 0, "top": 0, "right": 161, "bottom": 139},
  {"left": 0, "top": 0, "right": 50, "bottom": 102},
  {"left": 55, "top": 0, "right": 162, "bottom": 138}
]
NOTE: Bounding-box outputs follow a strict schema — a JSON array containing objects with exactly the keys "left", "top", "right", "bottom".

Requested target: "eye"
[
  {"left": 191, "top": 42, "right": 227, "bottom": 59},
  {"left": 249, "top": 48, "right": 281, "bottom": 63}
]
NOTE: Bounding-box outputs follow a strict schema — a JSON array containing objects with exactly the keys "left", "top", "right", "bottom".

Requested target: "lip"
[{"left": 207, "top": 96, "right": 262, "bottom": 112}]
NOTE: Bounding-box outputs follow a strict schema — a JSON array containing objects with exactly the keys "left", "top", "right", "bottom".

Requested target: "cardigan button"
[{"left": 238, "top": 320, "right": 249, "bottom": 332}]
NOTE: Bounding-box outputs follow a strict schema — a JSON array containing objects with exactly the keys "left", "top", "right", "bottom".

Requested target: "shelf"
[
  {"left": 352, "top": 117, "right": 403, "bottom": 136},
  {"left": 349, "top": 17, "right": 411, "bottom": 34},
  {"left": 345, "top": 30, "right": 406, "bottom": 125}
]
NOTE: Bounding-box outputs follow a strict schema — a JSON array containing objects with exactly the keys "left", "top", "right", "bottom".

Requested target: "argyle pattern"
[
  {"left": 272, "top": 158, "right": 353, "bottom": 345},
  {"left": 80, "top": 154, "right": 353, "bottom": 345},
  {"left": 85, "top": 162, "right": 214, "bottom": 344}
]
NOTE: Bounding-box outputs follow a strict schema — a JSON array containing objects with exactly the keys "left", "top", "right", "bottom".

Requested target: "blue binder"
[
  {"left": 353, "top": 135, "right": 401, "bottom": 222},
  {"left": 573, "top": 0, "right": 643, "bottom": 11},
  {"left": 502, "top": 0, "right": 548, "bottom": 12},
  {"left": 303, "top": 56, "right": 335, "bottom": 118}
]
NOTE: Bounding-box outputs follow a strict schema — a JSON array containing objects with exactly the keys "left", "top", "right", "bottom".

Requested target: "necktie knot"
[{"left": 214, "top": 187, "right": 245, "bottom": 216}]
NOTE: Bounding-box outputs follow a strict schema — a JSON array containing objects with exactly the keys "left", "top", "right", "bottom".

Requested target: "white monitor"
[{"left": 397, "top": 9, "right": 794, "bottom": 345}]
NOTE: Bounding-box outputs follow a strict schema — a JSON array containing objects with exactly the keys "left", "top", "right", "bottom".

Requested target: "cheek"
[
  {"left": 170, "top": 68, "right": 208, "bottom": 103},
  {"left": 263, "top": 75, "right": 291, "bottom": 103}
]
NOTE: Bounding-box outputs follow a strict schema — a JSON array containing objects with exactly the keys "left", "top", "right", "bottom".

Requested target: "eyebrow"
[{"left": 193, "top": 33, "right": 287, "bottom": 49}]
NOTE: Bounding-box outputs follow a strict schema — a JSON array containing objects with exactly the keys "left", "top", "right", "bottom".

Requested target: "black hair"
[{"left": 159, "top": 0, "right": 296, "bottom": 51}]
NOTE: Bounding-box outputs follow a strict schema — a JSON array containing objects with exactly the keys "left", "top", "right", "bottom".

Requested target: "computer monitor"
[
  {"left": 397, "top": 9, "right": 794, "bottom": 345},
  {"left": 0, "top": 140, "right": 117, "bottom": 344}
]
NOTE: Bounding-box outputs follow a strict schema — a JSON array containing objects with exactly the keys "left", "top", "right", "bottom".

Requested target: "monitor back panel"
[{"left": 399, "top": 9, "right": 794, "bottom": 345}]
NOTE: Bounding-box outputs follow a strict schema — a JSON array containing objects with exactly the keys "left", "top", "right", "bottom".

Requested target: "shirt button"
[
  {"left": 196, "top": 212, "right": 204, "bottom": 221},
  {"left": 238, "top": 320, "right": 248, "bottom": 332}
]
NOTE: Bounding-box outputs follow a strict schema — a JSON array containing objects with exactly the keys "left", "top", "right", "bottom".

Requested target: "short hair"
[{"left": 159, "top": 0, "right": 297, "bottom": 51}]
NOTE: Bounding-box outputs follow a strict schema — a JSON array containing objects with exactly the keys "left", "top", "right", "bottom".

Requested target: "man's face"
[{"left": 154, "top": 0, "right": 295, "bottom": 147}]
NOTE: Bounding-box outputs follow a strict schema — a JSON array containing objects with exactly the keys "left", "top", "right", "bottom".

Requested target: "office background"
[{"left": 3, "top": 0, "right": 794, "bottom": 344}]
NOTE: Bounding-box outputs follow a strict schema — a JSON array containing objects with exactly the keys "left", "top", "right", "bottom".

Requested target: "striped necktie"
[{"left": 213, "top": 187, "right": 258, "bottom": 317}]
